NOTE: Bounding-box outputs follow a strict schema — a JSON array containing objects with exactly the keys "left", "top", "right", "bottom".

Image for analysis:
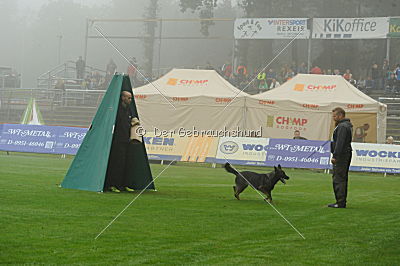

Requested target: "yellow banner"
[{"left": 144, "top": 133, "right": 219, "bottom": 162}]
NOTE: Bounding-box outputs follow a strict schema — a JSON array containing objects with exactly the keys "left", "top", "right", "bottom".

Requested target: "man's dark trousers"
[
  {"left": 104, "top": 140, "right": 129, "bottom": 190},
  {"left": 332, "top": 152, "right": 352, "bottom": 206}
]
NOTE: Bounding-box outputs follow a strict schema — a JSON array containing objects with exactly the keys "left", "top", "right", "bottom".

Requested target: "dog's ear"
[{"left": 278, "top": 164, "right": 282, "bottom": 169}]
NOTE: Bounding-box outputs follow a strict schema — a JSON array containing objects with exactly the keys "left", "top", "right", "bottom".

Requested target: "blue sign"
[
  {"left": 0, "top": 124, "right": 88, "bottom": 155},
  {"left": 0, "top": 124, "right": 59, "bottom": 153},
  {"left": 55, "top": 127, "right": 87, "bottom": 154},
  {"left": 263, "top": 139, "right": 331, "bottom": 169},
  {"left": 215, "top": 137, "right": 331, "bottom": 169}
]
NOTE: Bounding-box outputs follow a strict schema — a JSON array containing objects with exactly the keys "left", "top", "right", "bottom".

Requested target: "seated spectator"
[
  {"left": 266, "top": 68, "right": 277, "bottom": 86},
  {"left": 258, "top": 79, "right": 268, "bottom": 93},
  {"left": 221, "top": 62, "right": 233, "bottom": 79},
  {"left": 385, "top": 136, "right": 394, "bottom": 144},
  {"left": 285, "top": 68, "right": 295, "bottom": 81},
  {"left": 385, "top": 73, "right": 397, "bottom": 93},
  {"left": 395, "top": 64, "right": 400, "bottom": 88},
  {"left": 269, "top": 78, "right": 280, "bottom": 89},
  {"left": 310, "top": 65, "right": 323, "bottom": 74},
  {"left": 293, "top": 130, "right": 307, "bottom": 140},
  {"left": 343, "top": 69, "right": 352, "bottom": 81},
  {"left": 333, "top": 69, "right": 341, "bottom": 75},
  {"left": 297, "top": 62, "right": 307, "bottom": 74},
  {"left": 365, "top": 76, "right": 374, "bottom": 94}
]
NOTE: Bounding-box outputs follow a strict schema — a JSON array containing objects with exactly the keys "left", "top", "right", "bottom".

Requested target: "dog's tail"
[{"left": 224, "top": 163, "right": 239, "bottom": 175}]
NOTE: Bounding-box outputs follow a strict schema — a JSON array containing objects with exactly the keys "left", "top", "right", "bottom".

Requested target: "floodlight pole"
[
  {"left": 307, "top": 18, "right": 313, "bottom": 73},
  {"left": 83, "top": 18, "right": 89, "bottom": 64},
  {"left": 386, "top": 38, "right": 390, "bottom": 62},
  {"left": 157, "top": 19, "right": 163, "bottom": 77},
  {"left": 231, "top": 38, "right": 235, "bottom": 76}
]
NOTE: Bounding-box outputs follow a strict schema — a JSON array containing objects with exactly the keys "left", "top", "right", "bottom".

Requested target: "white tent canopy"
[
  {"left": 134, "top": 68, "right": 249, "bottom": 132},
  {"left": 245, "top": 74, "right": 387, "bottom": 142}
]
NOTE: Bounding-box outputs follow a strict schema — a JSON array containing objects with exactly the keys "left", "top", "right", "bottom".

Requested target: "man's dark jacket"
[
  {"left": 331, "top": 118, "right": 353, "bottom": 159},
  {"left": 113, "top": 103, "right": 132, "bottom": 143}
]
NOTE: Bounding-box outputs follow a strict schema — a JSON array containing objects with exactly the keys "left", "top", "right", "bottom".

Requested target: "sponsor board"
[
  {"left": 144, "top": 132, "right": 218, "bottom": 163},
  {"left": 216, "top": 137, "right": 331, "bottom": 169},
  {"left": 388, "top": 17, "right": 400, "bottom": 38},
  {"left": 350, "top": 142, "right": 400, "bottom": 173},
  {"left": 313, "top": 17, "right": 389, "bottom": 39},
  {"left": 234, "top": 18, "right": 309, "bottom": 39},
  {"left": 216, "top": 137, "right": 269, "bottom": 165},
  {"left": 0, "top": 124, "right": 87, "bottom": 154}
]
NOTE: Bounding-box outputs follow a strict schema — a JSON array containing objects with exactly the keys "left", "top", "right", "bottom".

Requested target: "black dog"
[{"left": 224, "top": 163, "right": 289, "bottom": 202}]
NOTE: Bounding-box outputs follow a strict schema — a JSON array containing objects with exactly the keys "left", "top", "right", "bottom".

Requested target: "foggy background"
[{"left": 1, "top": 0, "right": 400, "bottom": 88}]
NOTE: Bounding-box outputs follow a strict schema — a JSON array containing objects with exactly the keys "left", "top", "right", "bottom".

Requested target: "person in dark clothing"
[
  {"left": 76, "top": 56, "right": 85, "bottom": 79},
  {"left": 104, "top": 91, "right": 135, "bottom": 193},
  {"left": 329, "top": 107, "right": 353, "bottom": 208},
  {"left": 293, "top": 130, "right": 307, "bottom": 140}
]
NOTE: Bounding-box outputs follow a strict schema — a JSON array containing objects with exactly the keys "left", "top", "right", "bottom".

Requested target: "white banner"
[
  {"left": 234, "top": 18, "right": 309, "bottom": 39},
  {"left": 216, "top": 137, "right": 269, "bottom": 165},
  {"left": 350, "top": 143, "right": 400, "bottom": 173},
  {"left": 313, "top": 17, "right": 389, "bottom": 39}
]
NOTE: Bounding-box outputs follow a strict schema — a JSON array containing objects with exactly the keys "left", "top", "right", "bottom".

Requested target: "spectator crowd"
[{"left": 72, "top": 56, "right": 400, "bottom": 96}]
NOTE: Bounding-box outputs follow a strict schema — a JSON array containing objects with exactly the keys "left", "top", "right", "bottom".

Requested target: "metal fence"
[{"left": 0, "top": 88, "right": 106, "bottom": 126}]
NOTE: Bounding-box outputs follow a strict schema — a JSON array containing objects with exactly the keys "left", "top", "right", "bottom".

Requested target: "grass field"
[{"left": 1, "top": 152, "right": 399, "bottom": 265}]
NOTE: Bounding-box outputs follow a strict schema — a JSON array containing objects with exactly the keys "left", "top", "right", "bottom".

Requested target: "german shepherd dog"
[{"left": 224, "top": 163, "right": 289, "bottom": 202}]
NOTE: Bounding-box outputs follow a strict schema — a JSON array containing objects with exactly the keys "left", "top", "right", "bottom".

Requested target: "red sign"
[
  {"left": 215, "top": 98, "right": 232, "bottom": 103},
  {"left": 167, "top": 78, "right": 208, "bottom": 86},
  {"left": 347, "top": 104, "right": 364, "bottom": 109},
  {"left": 134, "top": 94, "right": 147, "bottom": 99},
  {"left": 172, "top": 97, "right": 189, "bottom": 102},
  {"left": 276, "top": 116, "right": 308, "bottom": 126},
  {"left": 259, "top": 100, "right": 275, "bottom": 105},
  {"left": 302, "top": 104, "right": 320, "bottom": 109}
]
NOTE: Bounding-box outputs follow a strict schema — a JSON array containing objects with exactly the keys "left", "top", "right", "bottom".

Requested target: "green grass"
[{"left": 0, "top": 152, "right": 399, "bottom": 265}]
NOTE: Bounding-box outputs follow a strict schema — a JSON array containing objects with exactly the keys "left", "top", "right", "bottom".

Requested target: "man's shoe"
[
  {"left": 125, "top": 187, "right": 134, "bottom": 192},
  {"left": 110, "top": 186, "right": 121, "bottom": 193},
  {"left": 327, "top": 203, "right": 346, "bottom": 208}
]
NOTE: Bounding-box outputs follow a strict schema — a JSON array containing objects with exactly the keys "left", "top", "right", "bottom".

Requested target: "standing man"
[
  {"left": 104, "top": 91, "right": 135, "bottom": 193},
  {"left": 329, "top": 107, "right": 353, "bottom": 208}
]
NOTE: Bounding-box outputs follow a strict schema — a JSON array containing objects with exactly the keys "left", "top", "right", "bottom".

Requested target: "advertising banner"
[
  {"left": 329, "top": 113, "right": 377, "bottom": 143},
  {"left": 0, "top": 124, "right": 88, "bottom": 155},
  {"left": 216, "top": 137, "right": 331, "bottom": 169},
  {"left": 234, "top": 18, "right": 309, "bottom": 39},
  {"left": 144, "top": 132, "right": 219, "bottom": 163},
  {"left": 54, "top": 126, "right": 87, "bottom": 155},
  {"left": 350, "top": 142, "right": 400, "bottom": 173},
  {"left": 261, "top": 110, "right": 330, "bottom": 140},
  {"left": 0, "top": 124, "right": 59, "bottom": 154},
  {"left": 313, "top": 17, "right": 389, "bottom": 39},
  {"left": 388, "top": 17, "right": 400, "bottom": 38}
]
